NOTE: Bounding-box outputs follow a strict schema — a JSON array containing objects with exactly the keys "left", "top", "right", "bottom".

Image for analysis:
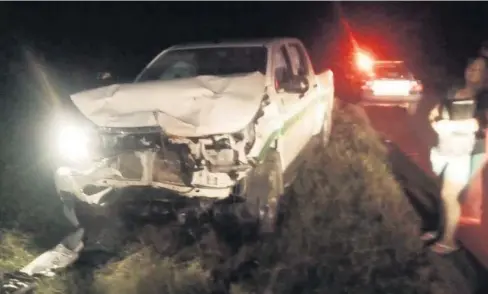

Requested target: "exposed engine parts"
[{"left": 77, "top": 123, "right": 258, "bottom": 196}]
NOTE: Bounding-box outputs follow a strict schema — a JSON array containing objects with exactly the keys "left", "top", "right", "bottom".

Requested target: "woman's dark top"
[
  {"left": 441, "top": 88, "right": 488, "bottom": 131},
  {"left": 435, "top": 88, "right": 487, "bottom": 155}
]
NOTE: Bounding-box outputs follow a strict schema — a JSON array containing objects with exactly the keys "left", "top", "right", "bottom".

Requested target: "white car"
[
  {"left": 360, "top": 61, "right": 423, "bottom": 114},
  {"left": 53, "top": 38, "right": 335, "bottom": 236}
]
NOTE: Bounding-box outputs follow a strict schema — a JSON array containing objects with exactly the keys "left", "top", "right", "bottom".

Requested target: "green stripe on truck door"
[{"left": 257, "top": 96, "right": 324, "bottom": 161}]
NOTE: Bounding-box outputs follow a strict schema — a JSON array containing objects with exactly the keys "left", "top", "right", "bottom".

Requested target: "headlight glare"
[{"left": 57, "top": 125, "right": 91, "bottom": 162}]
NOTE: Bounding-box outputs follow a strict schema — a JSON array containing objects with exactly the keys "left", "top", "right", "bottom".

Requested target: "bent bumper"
[{"left": 54, "top": 155, "right": 237, "bottom": 207}]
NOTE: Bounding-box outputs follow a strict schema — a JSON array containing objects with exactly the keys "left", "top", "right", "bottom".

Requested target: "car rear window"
[{"left": 374, "top": 64, "right": 411, "bottom": 79}]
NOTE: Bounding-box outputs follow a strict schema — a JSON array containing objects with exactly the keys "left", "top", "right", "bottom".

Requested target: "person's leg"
[
  {"left": 430, "top": 148, "right": 447, "bottom": 176},
  {"left": 421, "top": 149, "right": 447, "bottom": 242},
  {"left": 431, "top": 154, "right": 471, "bottom": 254},
  {"left": 432, "top": 179, "right": 463, "bottom": 253}
]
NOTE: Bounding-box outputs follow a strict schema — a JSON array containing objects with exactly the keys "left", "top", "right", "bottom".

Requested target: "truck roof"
[{"left": 168, "top": 37, "right": 300, "bottom": 50}]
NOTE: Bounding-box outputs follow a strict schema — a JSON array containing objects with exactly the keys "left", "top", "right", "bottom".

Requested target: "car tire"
[{"left": 234, "top": 149, "right": 284, "bottom": 234}]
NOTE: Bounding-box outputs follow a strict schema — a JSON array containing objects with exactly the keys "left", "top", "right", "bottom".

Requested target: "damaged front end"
[
  {"left": 2, "top": 120, "right": 262, "bottom": 292},
  {"left": 54, "top": 121, "right": 258, "bottom": 210}
]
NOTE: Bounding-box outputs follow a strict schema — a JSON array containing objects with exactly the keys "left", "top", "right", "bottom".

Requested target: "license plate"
[{"left": 372, "top": 80, "right": 411, "bottom": 96}]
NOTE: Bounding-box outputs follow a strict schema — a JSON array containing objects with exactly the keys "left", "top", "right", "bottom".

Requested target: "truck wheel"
[{"left": 234, "top": 150, "right": 284, "bottom": 234}]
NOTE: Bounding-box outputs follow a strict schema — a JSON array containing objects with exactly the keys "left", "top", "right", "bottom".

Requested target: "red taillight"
[{"left": 355, "top": 51, "right": 374, "bottom": 74}]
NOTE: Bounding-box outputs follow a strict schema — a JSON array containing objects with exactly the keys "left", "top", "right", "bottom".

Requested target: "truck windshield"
[{"left": 136, "top": 46, "right": 268, "bottom": 82}]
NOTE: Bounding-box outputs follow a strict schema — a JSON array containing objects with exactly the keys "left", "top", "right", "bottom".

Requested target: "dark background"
[{"left": 1, "top": 2, "right": 488, "bottom": 95}]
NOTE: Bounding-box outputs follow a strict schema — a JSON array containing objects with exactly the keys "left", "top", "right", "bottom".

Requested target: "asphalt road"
[
  {"left": 362, "top": 86, "right": 441, "bottom": 174},
  {"left": 360, "top": 89, "right": 488, "bottom": 292}
]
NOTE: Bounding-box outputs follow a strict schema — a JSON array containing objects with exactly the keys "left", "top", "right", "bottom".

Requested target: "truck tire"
[{"left": 234, "top": 149, "right": 284, "bottom": 234}]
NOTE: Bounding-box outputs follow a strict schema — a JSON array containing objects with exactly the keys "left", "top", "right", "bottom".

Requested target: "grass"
[{"left": 0, "top": 81, "right": 475, "bottom": 294}]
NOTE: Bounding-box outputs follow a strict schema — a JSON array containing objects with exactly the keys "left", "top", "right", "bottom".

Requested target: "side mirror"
[
  {"left": 97, "top": 71, "right": 113, "bottom": 81},
  {"left": 95, "top": 71, "right": 120, "bottom": 87},
  {"left": 281, "top": 75, "right": 309, "bottom": 94}
]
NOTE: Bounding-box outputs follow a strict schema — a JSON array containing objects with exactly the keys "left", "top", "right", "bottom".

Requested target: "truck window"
[
  {"left": 288, "top": 43, "right": 310, "bottom": 77},
  {"left": 274, "top": 46, "right": 294, "bottom": 88}
]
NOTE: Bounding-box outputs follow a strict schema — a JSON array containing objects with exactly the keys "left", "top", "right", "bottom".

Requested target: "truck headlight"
[{"left": 56, "top": 125, "right": 91, "bottom": 162}]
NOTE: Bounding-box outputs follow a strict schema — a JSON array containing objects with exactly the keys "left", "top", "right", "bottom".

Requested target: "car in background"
[{"left": 360, "top": 61, "right": 423, "bottom": 114}]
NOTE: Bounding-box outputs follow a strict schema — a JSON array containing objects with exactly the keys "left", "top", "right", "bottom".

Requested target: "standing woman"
[{"left": 425, "top": 46, "right": 488, "bottom": 254}]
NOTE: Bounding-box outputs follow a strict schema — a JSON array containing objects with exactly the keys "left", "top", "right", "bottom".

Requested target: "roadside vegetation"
[{"left": 0, "top": 66, "right": 474, "bottom": 294}]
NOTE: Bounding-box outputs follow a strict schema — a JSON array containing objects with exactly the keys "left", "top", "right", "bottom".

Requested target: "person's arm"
[
  {"left": 430, "top": 91, "right": 453, "bottom": 123},
  {"left": 475, "top": 90, "right": 488, "bottom": 131},
  {"left": 429, "top": 103, "right": 441, "bottom": 123}
]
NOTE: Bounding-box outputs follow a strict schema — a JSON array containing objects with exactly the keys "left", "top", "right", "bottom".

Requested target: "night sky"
[{"left": 1, "top": 2, "right": 488, "bottom": 89}]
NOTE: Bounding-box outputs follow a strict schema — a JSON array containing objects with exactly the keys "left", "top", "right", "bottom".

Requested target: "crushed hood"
[{"left": 70, "top": 72, "right": 266, "bottom": 137}]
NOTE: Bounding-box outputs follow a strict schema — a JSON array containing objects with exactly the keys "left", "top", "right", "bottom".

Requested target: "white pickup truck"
[
  {"left": 51, "top": 38, "right": 335, "bottom": 240},
  {"left": 0, "top": 39, "right": 336, "bottom": 290}
]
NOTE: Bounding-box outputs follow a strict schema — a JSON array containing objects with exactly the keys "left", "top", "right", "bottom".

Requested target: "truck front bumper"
[{"left": 54, "top": 151, "right": 239, "bottom": 210}]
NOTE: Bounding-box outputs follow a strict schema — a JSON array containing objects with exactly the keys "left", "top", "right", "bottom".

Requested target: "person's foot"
[
  {"left": 420, "top": 231, "right": 438, "bottom": 242},
  {"left": 429, "top": 242, "right": 460, "bottom": 255}
]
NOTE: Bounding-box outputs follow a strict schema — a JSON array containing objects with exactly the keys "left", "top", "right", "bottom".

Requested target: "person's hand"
[{"left": 429, "top": 104, "right": 443, "bottom": 123}]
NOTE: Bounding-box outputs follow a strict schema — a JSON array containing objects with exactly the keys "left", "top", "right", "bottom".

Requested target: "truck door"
[
  {"left": 272, "top": 44, "right": 310, "bottom": 169},
  {"left": 285, "top": 42, "right": 320, "bottom": 153}
]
